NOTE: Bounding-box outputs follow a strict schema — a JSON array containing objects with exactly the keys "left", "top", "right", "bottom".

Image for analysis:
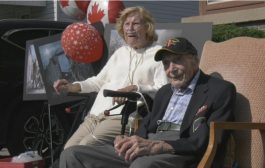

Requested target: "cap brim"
[{"left": 154, "top": 48, "right": 178, "bottom": 61}]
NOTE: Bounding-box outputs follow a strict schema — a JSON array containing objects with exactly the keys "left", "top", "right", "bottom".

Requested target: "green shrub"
[{"left": 212, "top": 24, "right": 265, "bottom": 42}]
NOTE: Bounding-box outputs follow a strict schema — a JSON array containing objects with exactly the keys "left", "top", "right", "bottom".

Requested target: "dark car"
[{"left": 0, "top": 19, "right": 105, "bottom": 164}]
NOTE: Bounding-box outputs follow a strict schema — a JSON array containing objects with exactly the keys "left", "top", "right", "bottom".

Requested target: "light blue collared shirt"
[{"left": 162, "top": 71, "right": 200, "bottom": 125}]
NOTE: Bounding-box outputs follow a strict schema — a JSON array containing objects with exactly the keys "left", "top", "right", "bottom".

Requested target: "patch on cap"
[{"left": 155, "top": 37, "right": 197, "bottom": 61}]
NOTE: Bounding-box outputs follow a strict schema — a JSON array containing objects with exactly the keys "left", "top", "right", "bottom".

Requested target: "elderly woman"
[{"left": 54, "top": 6, "right": 167, "bottom": 149}]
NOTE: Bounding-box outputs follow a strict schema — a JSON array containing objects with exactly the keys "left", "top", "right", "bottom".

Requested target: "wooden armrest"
[
  {"left": 198, "top": 122, "right": 265, "bottom": 168},
  {"left": 67, "top": 92, "right": 96, "bottom": 98}
]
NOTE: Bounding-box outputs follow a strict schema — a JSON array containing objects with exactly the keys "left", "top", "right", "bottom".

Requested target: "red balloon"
[
  {"left": 86, "top": 0, "right": 124, "bottom": 26},
  {"left": 59, "top": 0, "right": 90, "bottom": 20},
  {"left": 61, "top": 22, "right": 103, "bottom": 63}
]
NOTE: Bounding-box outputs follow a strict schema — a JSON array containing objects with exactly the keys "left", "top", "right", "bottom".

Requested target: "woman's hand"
[
  {"left": 112, "top": 85, "right": 138, "bottom": 105},
  {"left": 53, "top": 79, "right": 81, "bottom": 94}
]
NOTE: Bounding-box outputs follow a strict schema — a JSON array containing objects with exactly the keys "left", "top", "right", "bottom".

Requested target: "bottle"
[{"left": 128, "top": 111, "right": 143, "bottom": 136}]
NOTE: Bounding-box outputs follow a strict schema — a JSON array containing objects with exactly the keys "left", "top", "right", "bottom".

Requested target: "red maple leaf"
[
  {"left": 88, "top": 3, "right": 105, "bottom": 24},
  {"left": 60, "top": 0, "right": 69, "bottom": 8}
]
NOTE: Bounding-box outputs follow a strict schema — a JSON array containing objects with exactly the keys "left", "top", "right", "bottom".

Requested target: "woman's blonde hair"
[{"left": 116, "top": 6, "right": 158, "bottom": 42}]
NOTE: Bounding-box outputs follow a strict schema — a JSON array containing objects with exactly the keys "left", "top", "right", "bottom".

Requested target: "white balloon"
[
  {"left": 59, "top": 0, "right": 90, "bottom": 20},
  {"left": 86, "top": 0, "right": 124, "bottom": 26}
]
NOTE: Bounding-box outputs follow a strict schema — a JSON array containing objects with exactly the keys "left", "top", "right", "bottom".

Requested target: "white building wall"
[
  {"left": 0, "top": 1, "right": 199, "bottom": 23},
  {"left": 0, "top": 5, "right": 31, "bottom": 19},
  {"left": 30, "top": 1, "right": 55, "bottom": 20},
  {"left": 124, "top": 1, "right": 199, "bottom": 23}
]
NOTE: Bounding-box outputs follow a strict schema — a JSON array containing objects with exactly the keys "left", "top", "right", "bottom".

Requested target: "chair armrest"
[
  {"left": 198, "top": 122, "right": 265, "bottom": 168},
  {"left": 67, "top": 92, "right": 95, "bottom": 98},
  {"left": 64, "top": 92, "right": 98, "bottom": 113}
]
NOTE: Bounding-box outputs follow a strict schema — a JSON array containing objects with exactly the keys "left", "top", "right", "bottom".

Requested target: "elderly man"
[{"left": 59, "top": 37, "right": 236, "bottom": 168}]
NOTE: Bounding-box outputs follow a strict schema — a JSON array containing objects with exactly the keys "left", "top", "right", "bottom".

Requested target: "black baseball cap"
[{"left": 155, "top": 37, "right": 197, "bottom": 61}]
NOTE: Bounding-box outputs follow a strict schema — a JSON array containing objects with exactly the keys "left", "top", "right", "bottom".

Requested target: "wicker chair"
[{"left": 198, "top": 37, "right": 265, "bottom": 168}]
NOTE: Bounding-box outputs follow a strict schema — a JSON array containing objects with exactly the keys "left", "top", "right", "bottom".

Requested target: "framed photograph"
[
  {"left": 23, "top": 40, "right": 47, "bottom": 100},
  {"left": 104, "top": 23, "right": 212, "bottom": 59},
  {"left": 34, "top": 33, "right": 96, "bottom": 105}
]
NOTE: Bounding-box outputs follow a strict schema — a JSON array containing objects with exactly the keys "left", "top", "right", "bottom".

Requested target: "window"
[
  {"left": 0, "top": 1, "right": 46, "bottom": 7},
  {"left": 200, "top": 0, "right": 265, "bottom": 15},
  {"left": 1, "top": 28, "right": 64, "bottom": 50}
]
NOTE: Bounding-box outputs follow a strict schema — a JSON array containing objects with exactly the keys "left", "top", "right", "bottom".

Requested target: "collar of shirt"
[
  {"left": 171, "top": 70, "right": 200, "bottom": 96},
  {"left": 125, "top": 42, "right": 154, "bottom": 54}
]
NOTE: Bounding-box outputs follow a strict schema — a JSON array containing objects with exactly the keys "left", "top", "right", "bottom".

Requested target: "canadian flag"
[{"left": 86, "top": 0, "right": 124, "bottom": 26}]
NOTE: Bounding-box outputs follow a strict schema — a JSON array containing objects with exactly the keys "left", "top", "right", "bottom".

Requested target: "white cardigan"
[{"left": 75, "top": 44, "right": 168, "bottom": 116}]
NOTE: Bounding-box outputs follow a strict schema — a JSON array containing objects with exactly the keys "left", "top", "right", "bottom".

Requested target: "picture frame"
[
  {"left": 104, "top": 22, "right": 213, "bottom": 59},
  {"left": 33, "top": 33, "right": 96, "bottom": 105},
  {"left": 23, "top": 39, "right": 47, "bottom": 100}
]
